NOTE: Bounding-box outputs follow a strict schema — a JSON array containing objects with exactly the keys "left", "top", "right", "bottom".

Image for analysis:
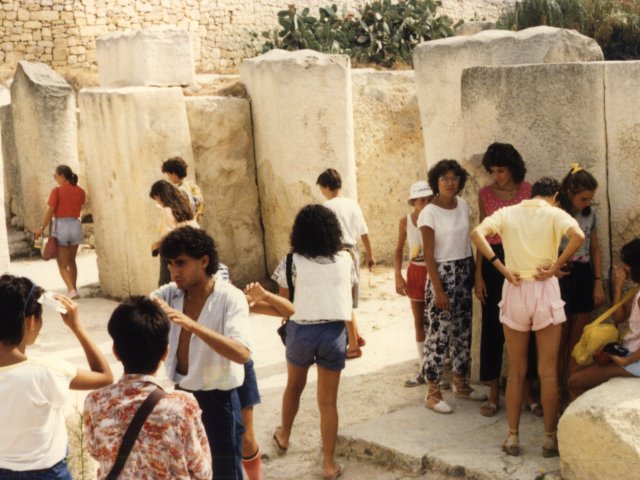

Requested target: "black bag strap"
[
  {"left": 285, "top": 253, "right": 294, "bottom": 302},
  {"left": 105, "top": 387, "right": 167, "bottom": 480}
]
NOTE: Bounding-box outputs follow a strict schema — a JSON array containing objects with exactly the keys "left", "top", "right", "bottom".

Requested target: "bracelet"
[{"left": 489, "top": 255, "right": 499, "bottom": 264}]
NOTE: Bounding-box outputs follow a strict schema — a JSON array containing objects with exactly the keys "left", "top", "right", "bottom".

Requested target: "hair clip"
[{"left": 570, "top": 162, "right": 582, "bottom": 174}]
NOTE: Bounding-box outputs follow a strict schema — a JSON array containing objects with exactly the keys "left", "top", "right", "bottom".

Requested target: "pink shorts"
[
  {"left": 499, "top": 277, "right": 566, "bottom": 332},
  {"left": 406, "top": 262, "right": 427, "bottom": 302}
]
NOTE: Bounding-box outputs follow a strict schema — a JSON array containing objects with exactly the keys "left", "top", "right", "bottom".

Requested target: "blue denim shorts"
[
  {"left": 237, "top": 359, "right": 261, "bottom": 409},
  {"left": 285, "top": 321, "right": 347, "bottom": 371},
  {"left": 0, "top": 459, "right": 72, "bottom": 479},
  {"left": 54, "top": 218, "right": 82, "bottom": 246},
  {"left": 624, "top": 359, "right": 640, "bottom": 377}
]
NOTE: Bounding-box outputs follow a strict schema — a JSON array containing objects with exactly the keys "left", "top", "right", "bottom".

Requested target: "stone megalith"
[
  {"left": 352, "top": 69, "right": 426, "bottom": 265},
  {"left": 185, "top": 96, "right": 266, "bottom": 285},
  {"left": 559, "top": 378, "right": 640, "bottom": 479},
  {"left": 96, "top": 28, "right": 195, "bottom": 88},
  {"left": 10, "top": 61, "right": 79, "bottom": 232},
  {"left": 240, "top": 49, "right": 356, "bottom": 271},
  {"left": 604, "top": 61, "right": 640, "bottom": 255},
  {"left": 78, "top": 87, "right": 194, "bottom": 298},
  {"left": 0, "top": 88, "right": 11, "bottom": 270},
  {"left": 460, "top": 62, "right": 608, "bottom": 379},
  {"left": 413, "top": 26, "right": 603, "bottom": 167}
]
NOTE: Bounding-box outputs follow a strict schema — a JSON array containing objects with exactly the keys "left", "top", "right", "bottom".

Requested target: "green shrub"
[
  {"left": 497, "top": 0, "right": 640, "bottom": 60},
  {"left": 259, "top": 1, "right": 461, "bottom": 67}
]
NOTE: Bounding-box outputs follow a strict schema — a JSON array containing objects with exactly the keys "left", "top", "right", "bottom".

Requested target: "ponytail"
[{"left": 55, "top": 165, "right": 78, "bottom": 186}]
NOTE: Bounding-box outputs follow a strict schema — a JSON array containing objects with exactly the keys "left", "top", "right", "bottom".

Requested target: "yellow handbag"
[{"left": 572, "top": 287, "right": 640, "bottom": 366}]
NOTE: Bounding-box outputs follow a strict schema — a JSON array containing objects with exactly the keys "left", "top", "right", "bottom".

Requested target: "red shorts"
[{"left": 406, "top": 262, "right": 427, "bottom": 302}]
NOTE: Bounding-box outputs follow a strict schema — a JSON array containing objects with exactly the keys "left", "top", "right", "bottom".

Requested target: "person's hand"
[
  {"left": 34, "top": 227, "right": 44, "bottom": 239},
  {"left": 614, "top": 264, "right": 628, "bottom": 293},
  {"left": 244, "top": 282, "right": 268, "bottom": 307},
  {"left": 504, "top": 269, "right": 521, "bottom": 286},
  {"left": 152, "top": 297, "right": 197, "bottom": 331},
  {"left": 434, "top": 288, "right": 450, "bottom": 311},
  {"left": 610, "top": 354, "right": 630, "bottom": 367},
  {"left": 534, "top": 263, "right": 557, "bottom": 281},
  {"left": 555, "top": 264, "right": 571, "bottom": 279},
  {"left": 55, "top": 295, "right": 80, "bottom": 331},
  {"left": 367, "top": 254, "right": 376, "bottom": 271},
  {"left": 593, "top": 281, "right": 606, "bottom": 308},
  {"left": 395, "top": 275, "right": 407, "bottom": 296},
  {"left": 474, "top": 276, "right": 486, "bottom": 304}
]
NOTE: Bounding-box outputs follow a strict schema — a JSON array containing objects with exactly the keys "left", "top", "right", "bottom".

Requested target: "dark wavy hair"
[
  {"left": 558, "top": 167, "right": 598, "bottom": 216},
  {"left": 162, "top": 157, "right": 188, "bottom": 179},
  {"left": 108, "top": 296, "right": 169, "bottom": 374},
  {"left": 531, "top": 177, "right": 561, "bottom": 198},
  {"left": 290, "top": 204, "right": 343, "bottom": 258},
  {"left": 621, "top": 239, "right": 640, "bottom": 283},
  {"left": 427, "top": 159, "right": 468, "bottom": 194},
  {"left": 149, "top": 180, "right": 193, "bottom": 223},
  {"left": 481, "top": 143, "right": 527, "bottom": 184},
  {"left": 0, "top": 275, "right": 44, "bottom": 346},
  {"left": 316, "top": 168, "right": 342, "bottom": 191},
  {"left": 159, "top": 226, "right": 219, "bottom": 276},
  {"left": 56, "top": 164, "right": 79, "bottom": 186}
]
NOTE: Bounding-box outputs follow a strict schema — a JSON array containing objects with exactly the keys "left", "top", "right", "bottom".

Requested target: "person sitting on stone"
[
  {"left": 83, "top": 296, "right": 212, "bottom": 479},
  {"left": 569, "top": 238, "right": 640, "bottom": 400},
  {"left": 162, "top": 156, "right": 204, "bottom": 223},
  {"left": 0, "top": 274, "right": 113, "bottom": 478}
]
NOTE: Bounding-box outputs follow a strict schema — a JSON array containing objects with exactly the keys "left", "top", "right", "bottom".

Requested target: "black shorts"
[{"left": 559, "top": 261, "right": 595, "bottom": 314}]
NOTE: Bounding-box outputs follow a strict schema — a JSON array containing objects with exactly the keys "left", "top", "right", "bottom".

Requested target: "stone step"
[{"left": 7, "top": 223, "right": 38, "bottom": 259}]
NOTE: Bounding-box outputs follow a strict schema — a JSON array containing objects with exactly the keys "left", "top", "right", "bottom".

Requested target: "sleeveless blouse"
[
  {"left": 479, "top": 181, "right": 532, "bottom": 245},
  {"left": 623, "top": 290, "right": 640, "bottom": 354},
  {"left": 406, "top": 214, "right": 424, "bottom": 263}
]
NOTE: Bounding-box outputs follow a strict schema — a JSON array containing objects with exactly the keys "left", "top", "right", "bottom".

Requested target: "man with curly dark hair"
[{"left": 152, "top": 226, "right": 251, "bottom": 480}]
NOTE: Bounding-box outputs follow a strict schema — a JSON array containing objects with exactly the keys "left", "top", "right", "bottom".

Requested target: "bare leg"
[
  {"left": 275, "top": 362, "right": 309, "bottom": 449},
  {"left": 535, "top": 324, "right": 563, "bottom": 434},
  {"left": 568, "top": 363, "right": 632, "bottom": 401},
  {"left": 503, "top": 325, "right": 531, "bottom": 433},
  {"left": 411, "top": 301, "right": 426, "bottom": 342},
  {"left": 241, "top": 406, "right": 258, "bottom": 457},
  {"left": 66, "top": 244, "right": 80, "bottom": 291},
  {"left": 317, "top": 366, "right": 342, "bottom": 479},
  {"left": 55, "top": 246, "right": 75, "bottom": 292}
]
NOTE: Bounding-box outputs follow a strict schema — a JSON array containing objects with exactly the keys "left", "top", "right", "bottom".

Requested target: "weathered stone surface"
[
  {"left": 10, "top": 61, "right": 78, "bottom": 232},
  {"left": 559, "top": 377, "right": 640, "bottom": 480},
  {"left": 456, "top": 21, "right": 495, "bottom": 36},
  {"left": 460, "top": 62, "right": 608, "bottom": 379},
  {"left": 413, "top": 26, "right": 603, "bottom": 167},
  {"left": 0, "top": 92, "right": 10, "bottom": 269},
  {"left": 240, "top": 49, "right": 356, "bottom": 271},
  {"left": 185, "top": 96, "right": 266, "bottom": 285},
  {"left": 96, "top": 28, "right": 195, "bottom": 87},
  {"left": 352, "top": 69, "right": 426, "bottom": 265},
  {"left": 0, "top": 104, "right": 18, "bottom": 223},
  {"left": 78, "top": 86, "right": 193, "bottom": 297},
  {"left": 604, "top": 61, "right": 640, "bottom": 255}
]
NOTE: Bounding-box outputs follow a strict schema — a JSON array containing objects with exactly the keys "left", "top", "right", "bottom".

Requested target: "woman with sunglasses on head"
[{"left": 0, "top": 275, "right": 112, "bottom": 479}]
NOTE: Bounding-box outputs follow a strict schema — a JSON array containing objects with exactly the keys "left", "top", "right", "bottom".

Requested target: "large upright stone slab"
[
  {"left": 352, "top": 69, "right": 426, "bottom": 265},
  {"left": 413, "top": 26, "right": 603, "bottom": 167},
  {"left": 460, "top": 62, "right": 608, "bottom": 379},
  {"left": 604, "top": 61, "right": 640, "bottom": 255},
  {"left": 78, "top": 87, "right": 194, "bottom": 297},
  {"left": 240, "top": 50, "right": 356, "bottom": 270},
  {"left": 185, "top": 96, "right": 266, "bottom": 285},
  {"left": 97, "top": 28, "right": 195, "bottom": 88},
  {"left": 0, "top": 88, "right": 11, "bottom": 270},
  {"left": 559, "top": 378, "right": 640, "bottom": 480},
  {"left": 10, "top": 61, "right": 79, "bottom": 232}
]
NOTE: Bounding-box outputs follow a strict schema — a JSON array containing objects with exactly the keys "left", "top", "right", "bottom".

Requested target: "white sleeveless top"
[
  {"left": 406, "top": 214, "right": 424, "bottom": 263},
  {"left": 290, "top": 252, "right": 353, "bottom": 323}
]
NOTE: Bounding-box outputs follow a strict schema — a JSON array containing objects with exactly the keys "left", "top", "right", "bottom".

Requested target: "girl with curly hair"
[{"left": 271, "top": 204, "right": 357, "bottom": 480}]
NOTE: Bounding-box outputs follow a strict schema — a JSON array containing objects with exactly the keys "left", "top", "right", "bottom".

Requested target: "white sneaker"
[
  {"left": 424, "top": 394, "right": 453, "bottom": 414},
  {"left": 67, "top": 290, "right": 79, "bottom": 299},
  {"left": 404, "top": 374, "right": 426, "bottom": 388}
]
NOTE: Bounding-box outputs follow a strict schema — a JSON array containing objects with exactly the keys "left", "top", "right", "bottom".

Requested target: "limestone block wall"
[
  {"left": 241, "top": 50, "right": 356, "bottom": 272},
  {"left": 10, "top": 61, "right": 78, "bottom": 232},
  {"left": 0, "top": 0, "right": 513, "bottom": 72},
  {"left": 352, "top": 69, "right": 427, "bottom": 265},
  {"left": 413, "top": 26, "right": 603, "bottom": 168},
  {"left": 78, "top": 86, "right": 194, "bottom": 297},
  {"left": 185, "top": 95, "right": 266, "bottom": 286}
]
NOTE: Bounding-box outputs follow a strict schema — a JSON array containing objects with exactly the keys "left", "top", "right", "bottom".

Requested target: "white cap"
[{"left": 408, "top": 180, "right": 433, "bottom": 201}]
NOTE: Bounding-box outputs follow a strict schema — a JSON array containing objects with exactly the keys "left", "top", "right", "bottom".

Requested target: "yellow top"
[{"left": 479, "top": 199, "right": 579, "bottom": 279}]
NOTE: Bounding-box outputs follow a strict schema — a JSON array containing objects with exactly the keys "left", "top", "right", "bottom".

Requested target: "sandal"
[
  {"left": 526, "top": 402, "right": 543, "bottom": 417},
  {"left": 542, "top": 431, "right": 559, "bottom": 458},
  {"left": 480, "top": 401, "right": 499, "bottom": 417},
  {"left": 272, "top": 427, "right": 288, "bottom": 455},
  {"left": 424, "top": 381, "right": 453, "bottom": 414},
  {"left": 322, "top": 463, "right": 345, "bottom": 480},
  {"left": 404, "top": 373, "right": 425, "bottom": 388},
  {"left": 452, "top": 376, "right": 487, "bottom": 401},
  {"left": 502, "top": 429, "right": 520, "bottom": 456}
]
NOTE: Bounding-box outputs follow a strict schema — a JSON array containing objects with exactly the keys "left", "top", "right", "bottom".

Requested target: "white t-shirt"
[
  {"left": 0, "top": 356, "right": 76, "bottom": 470},
  {"left": 152, "top": 281, "right": 250, "bottom": 392},
  {"left": 323, "top": 197, "right": 368, "bottom": 246},
  {"left": 417, "top": 196, "right": 472, "bottom": 262}
]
